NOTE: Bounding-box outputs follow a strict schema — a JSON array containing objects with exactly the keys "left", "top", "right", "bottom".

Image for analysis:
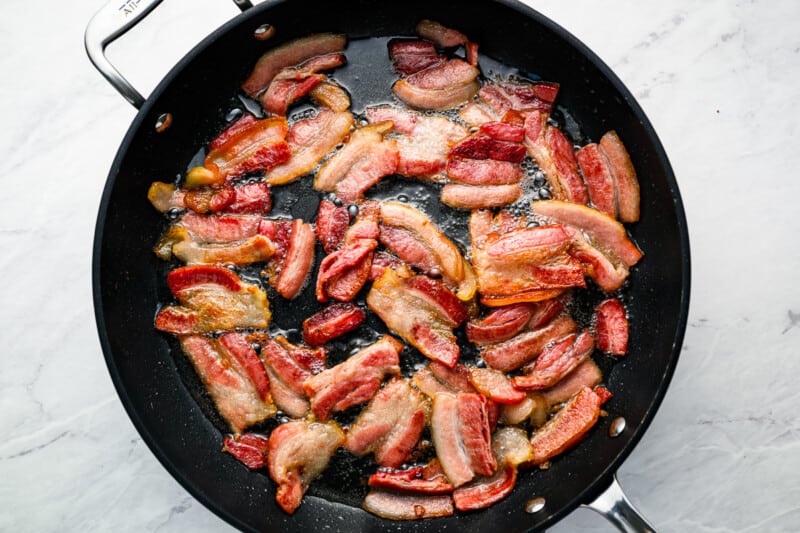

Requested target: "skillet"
[{"left": 87, "top": 0, "right": 690, "bottom": 530}]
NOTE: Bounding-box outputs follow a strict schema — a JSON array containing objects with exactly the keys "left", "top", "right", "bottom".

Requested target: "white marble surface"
[{"left": 1, "top": 0, "right": 798, "bottom": 531}]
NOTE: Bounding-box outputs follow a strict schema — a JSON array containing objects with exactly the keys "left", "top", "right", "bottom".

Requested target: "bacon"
[
  {"left": 179, "top": 336, "right": 275, "bottom": 433},
  {"left": 440, "top": 183, "right": 522, "bottom": 209},
  {"left": 345, "top": 378, "right": 429, "bottom": 468},
  {"left": 363, "top": 490, "right": 454, "bottom": 520},
  {"left": 512, "top": 331, "right": 595, "bottom": 390},
  {"left": 565, "top": 226, "right": 629, "bottom": 292},
  {"left": 410, "top": 323, "right": 460, "bottom": 368},
  {"left": 242, "top": 33, "right": 347, "bottom": 97},
  {"left": 309, "top": 81, "right": 351, "bottom": 112},
  {"left": 446, "top": 158, "right": 523, "bottom": 186},
  {"left": 380, "top": 202, "right": 476, "bottom": 300},
  {"left": 258, "top": 336, "right": 326, "bottom": 418},
  {"left": 393, "top": 59, "right": 479, "bottom": 110},
  {"left": 302, "top": 303, "right": 366, "bottom": 346},
  {"left": 449, "top": 135, "right": 527, "bottom": 163},
  {"left": 315, "top": 123, "right": 399, "bottom": 202},
  {"left": 577, "top": 143, "right": 616, "bottom": 218},
  {"left": 416, "top": 19, "right": 469, "bottom": 48},
  {"left": 541, "top": 359, "right": 602, "bottom": 407},
  {"left": 526, "top": 297, "right": 566, "bottom": 329},
  {"left": 268, "top": 420, "right": 345, "bottom": 514},
  {"left": 156, "top": 227, "right": 276, "bottom": 266},
  {"left": 368, "top": 464, "right": 453, "bottom": 495},
  {"left": 389, "top": 39, "right": 446, "bottom": 76},
  {"left": 479, "top": 80, "right": 560, "bottom": 117},
  {"left": 429, "top": 361, "right": 477, "bottom": 393},
  {"left": 265, "top": 109, "right": 354, "bottom": 185},
  {"left": 379, "top": 226, "right": 439, "bottom": 274},
  {"left": 531, "top": 200, "right": 643, "bottom": 267},
  {"left": 466, "top": 303, "right": 535, "bottom": 344},
  {"left": 498, "top": 392, "right": 546, "bottom": 426},
  {"left": 223, "top": 432, "right": 269, "bottom": 470},
  {"left": 303, "top": 336, "right": 402, "bottom": 421},
  {"left": 480, "top": 315, "right": 578, "bottom": 372},
  {"left": 316, "top": 240, "right": 378, "bottom": 301},
  {"left": 315, "top": 200, "right": 349, "bottom": 254},
  {"left": 369, "top": 251, "right": 405, "bottom": 281},
  {"left": 480, "top": 122, "right": 526, "bottom": 142},
  {"left": 594, "top": 298, "right": 629, "bottom": 355},
  {"left": 148, "top": 181, "right": 272, "bottom": 215},
  {"left": 492, "top": 427, "right": 534, "bottom": 467},
  {"left": 599, "top": 131, "right": 640, "bottom": 222},
  {"left": 452, "top": 464, "right": 516, "bottom": 512},
  {"left": 218, "top": 332, "right": 270, "bottom": 403},
  {"left": 547, "top": 126, "right": 589, "bottom": 204},
  {"left": 431, "top": 393, "right": 496, "bottom": 487},
  {"left": 529, "top": 386, "right": 603, "bottom": 465},
  {"left": 485, "top": 225, "right": 571, "bottom": 261},
  {"left": 156, "top": 266, "right": 270, "bottom": 334},
  {"left": 274, "top": 219, "right": 315, "bottom": 299},
  {"left": 260, "top": 53, "right": 346, "bottom": 115},
  {"left": 404, "top": 275, "right": 468, "bottom": 326},
  {"left": 469, "top": 368, "right": 526, "bottom": 404}
]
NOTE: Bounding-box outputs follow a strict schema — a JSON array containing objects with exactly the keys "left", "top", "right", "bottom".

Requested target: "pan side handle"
[
  {"left": 582, "top": 474, "right": 657, "bottom": 533},
  {"left": 84, "top": 0, "right": 254, "bottom": 109}
]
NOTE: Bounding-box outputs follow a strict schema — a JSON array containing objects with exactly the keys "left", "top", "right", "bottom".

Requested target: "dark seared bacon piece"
[
  {"left": 449, "top": 134, "right": 526, "bottom": 163},
  {"left": 389, "top": 40, "right": 446, "bottom": 77},
  {"left": 257, "top": 335, "right": 326, "bottom": 418},
  {"left": 315, "top": 200, "right": 349, "bottom": 254},
  {"left": 368, "top": 462, "right": 454, "bottom": 494},
  {"left": 393, "top": 59, "right": 479, "bottom": 110},
  {"left": 529, "top": 386, "right": 603, "bottom": 465},
  {"left": 431, "top": 393, "right": 496, "bottom": 487},
  {"left": 599, "top": 131, "right": 641, "bottom": 222},
  {"left": 405, "top": 275, "right": 468, "bottom": 325},
  {"left": 268, "top": 420, "right": 344, "bottom": 514},
  {"left": 242, "top": 33, "right": 347, "bottom": 97},
  {"left": 179, "top": 336, "right": 275, "bottom": 433},
  {"left": 469, "top": 368, "right": 526, "bottom": 404},
  {"left": 363, "top": 490, "right": 454, "bottom": 520},
  {"left": 155, "top": 266, "right": 270, "bottom": 334},
  {"left": 302, "top": 303, "right": 366, "bottom": 346},
  {"left": 345, "top": 378, "right": 429, "bottom": 467},
  {"left": 303, "top": 335, "right": 402, "bottom": 421},
  {"left": 452, "top": 464, "right": 517, "bottom": 512},
  {"left": 440, "top": 183, "right": 523, "bottom": 209},
  {"left": 481, "top": 315, "right": 578, "bottom": 372},
  {"left": 223, "top": 432, "right": 269, "bottom": 470},
  {"left": 576, "top": 143, "right": 617, "bottom": 218},
  {"left": 481, "top": 80, "right": 560, "bottom": 116},
  {"left": 512, "top": 331, "right": 595, "bottom": 391},
  {"left": 261, "top": 53, "right": 346, "bottom": 115},
  {"left": 446, "top": 158, "right": 523, "bottom": 186},
  {"left": 148, "top": 181, "right": 272, "bottom": 215},
  {"left": 594, "top": 298, "right": 629, "bottom": 355},
  {"left": 466, "top": 303, "right": 536, "bottom": 345},
  {"left": 541, "top": 359, "right": 602, "bottom": 407}
]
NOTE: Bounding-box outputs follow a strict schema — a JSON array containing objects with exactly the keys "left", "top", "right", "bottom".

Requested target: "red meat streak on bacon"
[
  {"left": 594, "top": 298, "right": 629, "bottom": 355},
  {"left": 302, "top": 303, "right": 366, "bottom": 346},
  {"left": 223, "top": 432, "right": 269, "bottom": 470},
  {"left": 599, "top": 131, "right": 641, "bottom": 222},
  {"left": 469, "top": 368, "right": 526, "bottom": 404},
  {"left": 576, "top": 143, "right": 617, "bottom": 218},
  {"left": 315, "top": 200, "right": 349, "bottom": 254},
  {"left": 257, "top": 336, "right": 326, "bottom": 418},
  {"left": 368, "top": 464, "right": 453, "bottom": 494},
  {"left": 447, "top": 158, "right": 523, "bottom": 186},
  {"left": 275, "top": 219, "right": 315, "bottom": 299},
  {"left": 481, "top": 315, "right": 578, "bottom": 372},
  {"left": 512, "top": 331, "right": 595, "bottom": 391},
  {"left": 261, "top": 53, "right": 346, "bottom": 115},
  {"left": 440, "top": 183, "right": 523, "bottom": 209},
  {"left": 529, "top": 386, "right": 603, "bottom": 465},
  {"left": 466, "top": 303, "right": 536, "bottom": 344},
  {"left": 452, "top": 464, "right": 517, "bottom": 511},
  {"left": 393, "top": 59, "right": 479, "bottom": 110},
  {"left": 205, "top": 115, "right": 291, "bottom": 182},
  {"left": 218, "top": 332, "right": 271, "bottom": 403},
  {"left": 389, "top": 40, "right": 446, "bottom": 76}
]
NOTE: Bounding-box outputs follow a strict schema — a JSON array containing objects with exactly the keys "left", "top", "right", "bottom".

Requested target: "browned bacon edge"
[{"left": 302, "top": 303, "right": 366, "bottom": 346}]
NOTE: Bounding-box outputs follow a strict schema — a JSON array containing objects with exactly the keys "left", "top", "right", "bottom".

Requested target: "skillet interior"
[{"left": 93, "top": 0, "right": 690, "bottom": 531}]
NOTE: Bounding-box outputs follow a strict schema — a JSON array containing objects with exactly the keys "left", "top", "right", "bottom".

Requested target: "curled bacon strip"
[{"left": 368, "top": 462, "right": 454, "bottom": 494}]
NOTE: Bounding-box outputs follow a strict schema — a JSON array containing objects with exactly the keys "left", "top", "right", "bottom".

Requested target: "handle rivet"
[
  {"left": 254, "top": 24, "right": 275, "bottom": 40},
  {"left": 609, "top": 416, "right": 626, "bottom": 437},
  {"left": 525, "top": 497, "right": 546, "bottom": 514},
  {"left": 155, "top": 112, "right": 172, "bottom": 133}
]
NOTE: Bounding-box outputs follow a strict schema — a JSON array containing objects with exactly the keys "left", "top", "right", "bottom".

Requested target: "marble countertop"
[{"left": 2, "top": 0, "right": 798, "bottom": 531}]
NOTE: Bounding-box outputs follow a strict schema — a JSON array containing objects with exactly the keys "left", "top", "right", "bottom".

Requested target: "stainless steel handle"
[
  {"left": 84, "top": 0, "right": 254, "bottom": 109},
  {"left": 583, "top": 474, "right": 656, "bottom": 532}
]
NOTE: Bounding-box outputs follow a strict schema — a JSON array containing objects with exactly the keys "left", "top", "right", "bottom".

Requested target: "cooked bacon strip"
[
  {"left": 156, "top": 226, "right": 276, "bottom": 266},
  {"left": 565, "top": 226, "right": 629, "bottom": 292},
  {"left": 480, "top": 315, "right": 578, "bottom": 372},
  {"left": 179, "top": 336, "right": 275, "bottom": 433},
  {"left": 367, "top": 107, "right": 468, "bottom": 180},
  {"left": 431, "top": 393, "right": 496, "bottom": 487},
  {"left": 541, "top": 359, "right": 602, "bottom": 407},
  {"left": 466, "top": 303, "right": 535, "bottom": 344},
  {"left": 363, "top": 490, "right": 454, "bottom": 520},
  {"left": 526, "top": 296, "right": 566, "bottom": 329},
  {"left": 594, "top": 385, "right": 614, "bottom": 405},
  {"left": 345, "top": 378, "right": 429, "bottom": 468},
  {"left": 393, "top": 59, "right": 479, "bottom": 110},
  {"left": 529, "top": 386, "right": 603, "bottom": 465},
  {"left": 223, "top": 433, "right": 269, "bottom": 470},
  {"left": 447, "top": 158, "right": 523, "bottom": 186},
  {"left": 469, "top": 368, "right": 526, "bottom": 404},
  {"left": 380, "top": 202, "right": 476, "bottom": 300},
  {"left": 369, "top": 251, "right": 405, "bottom": 281},
  {"left": 512, "top": 331, "right": 595, "bottom": 390},
  {"left": 368, "top": 463, "right": 454, "bottom": 494},
  {"left": 449, "top": 134, "right": 526, "bottom": 163},
  {"left": 315, "top": 123, "right": 399, "bottom": 202},
  {"left": 480, "top": 122, "right": 526, "bottom": 142},
  {"left": 261, "top": 53, "right": 346, "bottom": 115},
  {"left": 452, "top": 464, "right": 516, "bottom": 512},
  {"left": 242, "top": 33, "right": 347, "bottom": 97},
  {"left": 531, "top": 200, "right": 643, "bottom": 266},
  {"left": 309, "top": 81, "right": 351, "bottom": 112},
  {"left": 405, "top": 275, "right": 468, "bottom": 326},
  {"left": 218, "top": 332, "right": 271, "bottom": 403},
  {"left": 265, "top": 109, "right": 354, "bottom": 185},
  {"left": 268, "top": 420, "right": 344, "bottom": 514},
  {"left": 491, "top": 427, "right": 534, "bottom": 467},
  {"left": 257, "top": 336, "right": 326, "bottom": 418},
  {"left": 594, "top": 298, "right": 629, "bottom": 355},
  {"left": 459, "top": 102, "right": 497, "bottom": 127},
  {"left": 576, "top": 143, "right": 616, "bottom": 218},
  {"left": 485, "top": 225, "right": 571, "bottom": 261},
  {"left": 302, "top": 303, "right": 366, "bottom": 346},
  {"left": 274, "top": 219, "right": 315, "bottom": 299},
  {"left": 379, "top": 226, "right": 439, "bottom": 274},
  {"left": 480, "top": 80, "right": 560, "bottom": 116},
  {"left": 156, "top": 266, "right": 270, "bottom": 334},
  {"left": 416, "top": 19, "right": 468, "bottom": 48},
  {"left": 429, "top": 361, "right": 477, "bottom": 393},
  {"left": 303, "top": 336, "right": 402, "bottom": 421},
  {"left": 389, "top": 39, "right": 446, "bottom": 76},
  {"left": 440, "top": 183, "right": 522, "bottom": 209},
  {"left": 599, "top": 131, "right": 640, "bottom": 222},
  {"left": 315, "top": 200, "right": 350, "bottom": 254},
  {"left": 148, "top": 181, "right": 272, "bottom": 215}
]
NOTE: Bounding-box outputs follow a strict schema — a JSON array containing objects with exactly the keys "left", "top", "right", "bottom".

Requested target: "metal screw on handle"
[
  {"left": 84, "top": 0, "right": 254, "bottom": 109},
  {"left": 583, "top": 474, "right": 657, "bottom": 533}
]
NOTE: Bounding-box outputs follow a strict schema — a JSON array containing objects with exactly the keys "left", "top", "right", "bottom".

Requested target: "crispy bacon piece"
[
  {"left": 155, "top": 226, "right": 276, "bottom": 266},
  {"left": 179, "top": 336, "right": 275, "bottom": 433},
  {"left": 576, "top": 143, "right": 616, "bottom": 218},
  {"left": 345, "top": 378, "right": 429, "bottom": 468},
  {"left": 265, "top": 109, "right": 354, "bottom": 185},
  {"left": 261, "top": 53, "right": 346, "bottom": 115},
  {"left": 393, "top": 59, "right": 479, "bottom": 110},
  {"left": 599, "top": 131, "right": 640, "bottom": 222},
  {"left": 440, "top": 183, "right": 523, "bottom": 209},
  {"left": 452, "top": 464, "right": 516, "bottom": 512},
  {"left": 268, "top": 420, "right": 344, "bottom": 514},
  {"left": 447, "top": 158, "right": 523, "bottom": 186},
  {"left": 315, "top": 200, "right": 350, "bottom": 254},
  {"left": 242, "top": 33, "right": 347, "bottom": 97},
  {"left": 303, "top": 336, "right": 402, "bottom": 421},
  {"left": 469, "top": 368, "right": 526, "bottom": 404},
  {"left": 389, "top": 40, "right": 446, "bottom": 76},
  {"left": 309, "top": 81, "right": 351, "bottom": 112},
  {"left": 541, "top": 359, "right": 602, "bottom": 407},
  {"left": 529, "top": 386, "right": 603, "bottom": 465},
  {"left": 531, "top": 200, "right": 643, "bottom": 267},
  {"left": 380, "top": 202, "right": 476, "bottom": 300},
  {"left": 367, "top": 107, "right": 468, "bottom": 180},
  {"left": 466, "top": 303, "right": 535, "bottom": 344},
  {"left": 223, "top": 433, "right": 269, "bottom": 470},
  {"left": 315, "top": 123, "right": 399, "bottom": 202},
  {"left": 431, "top": 393, "right": 496, "bottom": 487},
  {"left": 449, "top": 135, "right": 526, "bottom": 163},
  {"left": 148, "top": 181, "right": 272, "bottom": 215},
  {"left": 513, "top": 331, "right": 595, "bottom": 390},
  {"left": 480, "top": 315, "right": 578, "bottom": 372},
  {"left": 302, "top": 303, "right": 366, "bottom": 346},
  {"left": 274, "top": 219, "right": 315, "bottom": 299},
  {"left": 363, "top": 490, "right": 454, "bottom": 520},
  {"left": 257, "top": 335, "right": 326, "bottom": 418},
  {"left": 565, "top": 226, "right": 629, "bottom": 292},
  {"left": 368, "top": 463, "right": 454, "bottom": 494},
  {"left": 155, "top": 266, "right": 270, "bottom": 334},
  {"left": 594, "top": 298, "right": 629, "bottom": 355}
]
